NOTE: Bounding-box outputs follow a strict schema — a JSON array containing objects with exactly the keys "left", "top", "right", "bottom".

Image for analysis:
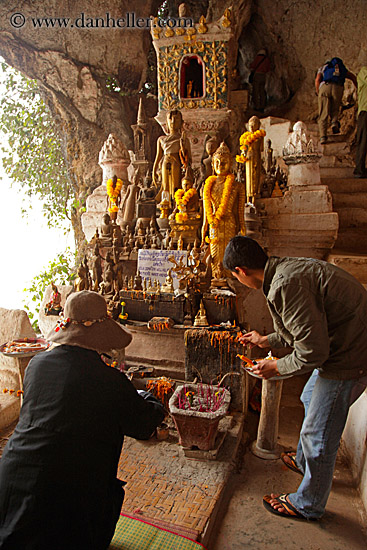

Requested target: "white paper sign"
[{"left": 138, "top": 249, "right": 188, "bottom": 289}]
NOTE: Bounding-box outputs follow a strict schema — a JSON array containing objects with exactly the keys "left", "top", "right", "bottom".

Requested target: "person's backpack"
[{"left": 322, "top": 57, "right": 348, "bottom": 85}]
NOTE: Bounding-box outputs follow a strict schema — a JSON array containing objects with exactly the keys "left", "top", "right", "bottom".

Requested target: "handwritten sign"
[{"left": 138, "top": 249, "right": 188, "bottom": 289}]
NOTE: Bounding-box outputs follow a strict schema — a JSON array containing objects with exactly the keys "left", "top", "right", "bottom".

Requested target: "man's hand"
[
  {"left": 239, "top": 330, "right": 269, "bottom": 349},
  {"left": 250, "top": 359, "right": 279, "bottom": 379}
]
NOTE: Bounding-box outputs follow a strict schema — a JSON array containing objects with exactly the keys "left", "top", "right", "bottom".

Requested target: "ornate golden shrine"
[{"left": 151, "top": 9, "right": 243, "bottom": 164}]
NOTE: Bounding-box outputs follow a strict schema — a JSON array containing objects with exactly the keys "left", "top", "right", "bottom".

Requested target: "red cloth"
[{"left": 250, "top": 54, "right": 271, "bottom": 74}]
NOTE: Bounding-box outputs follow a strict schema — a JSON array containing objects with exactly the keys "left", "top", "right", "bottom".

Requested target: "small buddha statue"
[
  {"left": 91, "top": 245, "right": 102, "bottom": 292},
  {"left": 170, "top": 166, "right": 199, "bottom": 224},
  {"left": 177, "top": 235, "right": 184, "bottom": 250},
  {"left": 123, "top": 275, "right": 129, "bottom": 289},
  {"left": 143, "top": 277, "right": 147, "bottom": 292},
  {"left": 147, "top": 277, "right": 153, "bottom": 291},
  {"left": 44, "top": 283, "right": 62, "bottom": 316},
  {"left": 201, "top": 142, "right": 246, "bottom": 285},
  {"left": 133, "top": 270, "right": 143, "bottom": 291},
  {"left": 194, "top": 300, "right": 209, "bottom": 327},
  {"left": 100, "top": 213, "right": 113, "bottom": 246},
  {"left": 161, "top": 269, "right": 174, "bottom": 294}
]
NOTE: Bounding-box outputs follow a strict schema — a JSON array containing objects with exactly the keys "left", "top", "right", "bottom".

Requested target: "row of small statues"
[{"left": 75, "top": 235, "right": 205, "bottom": 298}]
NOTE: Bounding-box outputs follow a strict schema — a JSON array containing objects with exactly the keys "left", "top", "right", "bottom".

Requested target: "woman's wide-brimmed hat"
[{"left": 47, "top": 291, "right": 132, "bottom": 353}]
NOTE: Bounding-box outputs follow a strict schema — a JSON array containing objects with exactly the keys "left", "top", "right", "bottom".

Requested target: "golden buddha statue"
[
  {"left": 201, "top": 142, "right": 246, "bottom": 286},
  {"left": 169, "top": 166, "right": 201, "bottom": 248},
  {"left": 153, "top": 110, "right": 191, "bottom": 206},
  {"left": 194, "top": 299, "right": 209, "bottom": 327},
  {"left": 170, "top": 166, "right": 199, "bottom": 223},
  {"left": 245, "top": 116, "right": 264, "bottom": 204}
]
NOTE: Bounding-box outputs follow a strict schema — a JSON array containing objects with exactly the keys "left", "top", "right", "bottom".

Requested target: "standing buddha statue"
[
  {"left": 153, "top": 110, "right": 191, "bottom": 206},
  {"left": 201, "top": 142, "right": 246, "bottom": 286}
]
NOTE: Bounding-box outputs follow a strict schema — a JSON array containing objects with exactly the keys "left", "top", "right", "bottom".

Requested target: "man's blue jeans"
[{"left": 288, "top": 370, "right": 366, "bottom": 519}]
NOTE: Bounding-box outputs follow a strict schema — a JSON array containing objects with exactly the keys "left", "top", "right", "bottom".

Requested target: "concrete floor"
[{"left": 210, "top": 375, "right": 367, "bottom": 549}]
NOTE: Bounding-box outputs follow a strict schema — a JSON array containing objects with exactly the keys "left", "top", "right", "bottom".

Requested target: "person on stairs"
[
  {"left": 354, "top": 66, "right": 367, "bottom": 178},
  {"left": 315, "top": 57, "right": 357, "bottom": 144}
]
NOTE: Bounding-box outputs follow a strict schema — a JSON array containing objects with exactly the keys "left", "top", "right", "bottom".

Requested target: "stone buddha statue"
[
  {"left": 153, "top": 109, "right": 191, "bottom": 206},
  {"left": 201, "top": 142, "right": 246, "bottom": 286},
  {"left": 100, "top": 213, "right": 113, "bottom": 246}
]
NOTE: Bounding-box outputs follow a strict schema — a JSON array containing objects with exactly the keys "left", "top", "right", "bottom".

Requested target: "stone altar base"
[
  {"left": 184, "top": 329, "right": 247, "bottom": 411},
  {"left": 124, "top": 322, "right": 187, "bottom": 380}
]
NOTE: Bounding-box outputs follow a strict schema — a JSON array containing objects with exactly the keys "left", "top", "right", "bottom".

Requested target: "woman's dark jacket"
[{"left": 0, "top": 345, "right": 165, "bottom": 550}]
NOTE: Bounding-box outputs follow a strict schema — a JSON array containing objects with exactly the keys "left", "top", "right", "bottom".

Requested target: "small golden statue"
[
  {"left": 194, "top": 300, "right": 209, "bottom": 327},
  {"left": 202, "top": 142, "right": 246, "bottom": 286},
  {"left": 169, "top": 167, "right": 201, "bottom": 248},
  {"left": 153, "top": 110, "right": 191, "bottom": 206},
  {"left": 161, "top": 269, "right": 175, "bottom": 293},
  {"left": 198, "top": 15, "right": 208, "bottom": 34},
  {"left": 245, "top": 116, "right": 265, "bottom": 204},
  {"left": 170, "top": 166, "right": 199, "bottom": 223}
]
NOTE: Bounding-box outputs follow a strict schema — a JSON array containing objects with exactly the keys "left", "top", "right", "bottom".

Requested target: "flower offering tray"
[{"left": 0, "top": 337, "right": 50, "bottom": 358}]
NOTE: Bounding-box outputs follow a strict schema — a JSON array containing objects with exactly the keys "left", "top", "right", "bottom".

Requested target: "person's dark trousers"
[{"left": 354, "top": 110, "right": 367, "bottom": 176}]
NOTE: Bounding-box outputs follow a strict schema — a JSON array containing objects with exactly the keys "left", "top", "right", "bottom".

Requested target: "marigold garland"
[
  {"left": 203, "top": 173, "right": 234, "bottom": 243},
  {"left": 236, "top": 129, "right": 266, "bottom": 163},
  {"left": 106, "top": 177, "right": 123, "bottom": 213},
  {"left": 174, "top": 187, "right": 197, "bottom": 222}
]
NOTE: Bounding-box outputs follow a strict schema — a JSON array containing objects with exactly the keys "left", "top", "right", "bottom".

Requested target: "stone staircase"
[{"left": 319, "top": 136, "right": 367, "bottom": 285}]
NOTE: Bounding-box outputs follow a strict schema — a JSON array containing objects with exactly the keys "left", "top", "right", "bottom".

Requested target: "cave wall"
[
  {"left": 241, "top": 1, "right": 367, "bottom": 120},
  {"left": 0, "top": 0, "right": 366, "bottom": 242}
]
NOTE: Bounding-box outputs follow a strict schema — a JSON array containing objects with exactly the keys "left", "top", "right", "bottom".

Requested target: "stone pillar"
[
  {"left": 81, "top": 134, "right": 131, "bottom": 242},
  {"left": 251, "top": 378, "right": 284, "bottom": 459}
]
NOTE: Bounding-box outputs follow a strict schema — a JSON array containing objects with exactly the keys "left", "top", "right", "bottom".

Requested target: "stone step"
[
  {"left": 321, "top": 140, "right": 351, "bottom": 156},
  {"left": 323, "top": 177, "right": 367, "bottom": 194},
  {"left": 328, "top": 252, "right": 367, "bottom": 284},
  {"left": 333, "top": 227, "right": 367, "bottom": 254},
  {"left": 331, "top": 193, "right": 367, "bottom": 209},
  {"left": 319, "top": 154, "right": 354, "bottom": 168},
  {"left": 337, "top": 208, "right": 367, "bottom": 227},
  {"left": 320, "top": 166, "right": 355, "bottom": 178}
]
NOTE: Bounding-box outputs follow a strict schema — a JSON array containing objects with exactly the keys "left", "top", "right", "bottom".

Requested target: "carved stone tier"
[
  {"left": 258, "top": 185, "right": 339, "bottom": 259},
  {"left": 169, "top": 216, "right": 202, "bottom": 247},
  {"left": 258, "top": 123, "right": 338, "bottom": 259}
]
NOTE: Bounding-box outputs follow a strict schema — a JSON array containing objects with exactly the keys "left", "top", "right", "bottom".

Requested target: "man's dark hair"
[{"left": 223, "top": 236, "right": 268, "bottom": 271}]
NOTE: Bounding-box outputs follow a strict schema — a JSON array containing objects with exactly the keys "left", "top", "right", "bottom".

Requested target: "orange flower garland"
[
  {"left": 174, "top": 187, "right": 197, "bottom": 223},
  {"left": 106, "top": 177, "right": 123, "bottom": 213},
  {"left": 236, "top": 129, "right": 266, "bottom": 163},
  {"left": 203, "top": 173, "right": 235, "bottom": 244}
]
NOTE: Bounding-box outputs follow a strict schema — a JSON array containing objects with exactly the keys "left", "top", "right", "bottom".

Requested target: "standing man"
[
  {"left": 354, "top": 66, "right": 367, "bottom": 178},
  {"left": 223, "top": 236, "right": 367, "bottom": 521},
  {"left": 315, "top": 57, "right": 357, "bottom": 144},
  {"left": 0, "top": 291, "right": 165, "bottom": 549}
]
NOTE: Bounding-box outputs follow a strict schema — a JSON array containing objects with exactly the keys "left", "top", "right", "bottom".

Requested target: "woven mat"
[{"left": 109, "top": 513, "right": 207, "bottom": 550}]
